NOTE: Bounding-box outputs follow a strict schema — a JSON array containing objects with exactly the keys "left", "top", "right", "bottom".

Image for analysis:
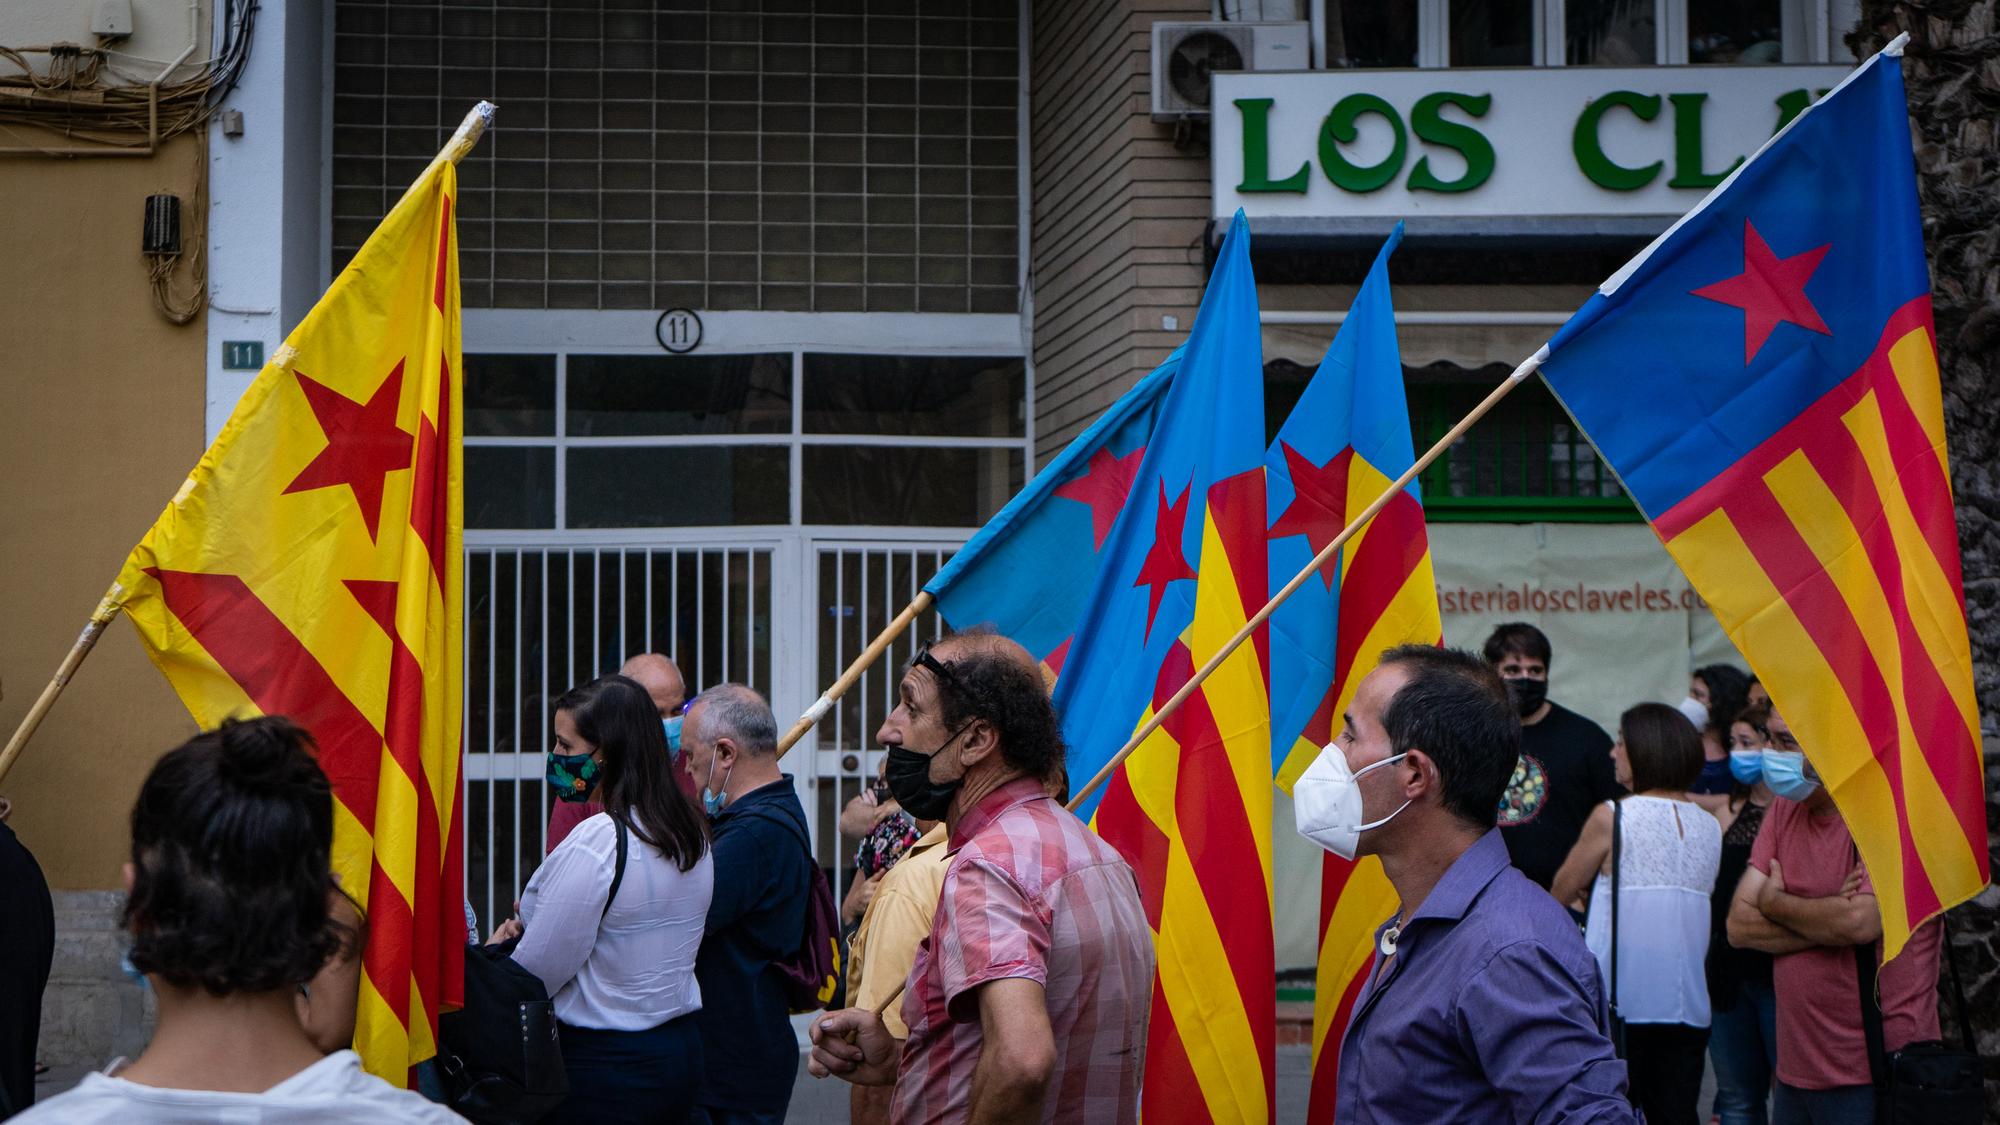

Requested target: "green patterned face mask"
[{"left": 547, "top": 750, "right": 602, "bottom": 803}]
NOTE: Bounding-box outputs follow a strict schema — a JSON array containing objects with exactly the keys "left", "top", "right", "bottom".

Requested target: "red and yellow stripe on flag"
[
  {"left": 1301, "top": 453, "right": 1440, "bottom": 1124},
  {"left": 1654, "top": 299, "right": 1984, "bottom": 959},
  {"left": 112, "top": 107, "right": 487, "bottom": 1082},
  {"left": 1094, "top": 471, "right": 1276, "bottom": 1124}
]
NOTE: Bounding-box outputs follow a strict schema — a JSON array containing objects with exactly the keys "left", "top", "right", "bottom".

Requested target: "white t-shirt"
[
  {"left": 512, "top": 811, "right": 714, "bottom": 1030},
  {"left": 11, "top": 1050, "right": 464, "bottom": 1123}
]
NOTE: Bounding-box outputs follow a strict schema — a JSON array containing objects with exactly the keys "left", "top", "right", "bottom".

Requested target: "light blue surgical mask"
[
  {"left": 1728, "top": 749, "right": 1764, "bottom": 784},
  {"left": 663, "top": 714, "right": 683, "bottom": 753},
  {"left": 701, "top": 758, "right": 733, "bottom": 817},
  {"left": 1761, "top": 749, "right": 1819, "bottom": 802}
]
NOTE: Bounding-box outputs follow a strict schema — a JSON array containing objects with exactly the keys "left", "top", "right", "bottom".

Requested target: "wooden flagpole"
[
  {"left": 777, "top": 591, "right": 934, "bottom": 758},
  {"left": 1065, "top": 350, "right": 1544, "bottom": 810},
  {"left": 0, "top": 584, "right": 125, "bottom": 787}
]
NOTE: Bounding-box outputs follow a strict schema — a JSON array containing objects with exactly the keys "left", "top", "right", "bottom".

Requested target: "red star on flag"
[
  {"left": 1690, "top": 220, "right": 1833, "bottom": 364},
  {"left": 1132, "top": 478, "right": 1197, "bottom": 642},
  {"left": 1055, "top": 444, "right": 1146, "bottom": 550},
  {"left": 1267, "top": 442, "right": 1355, "bottom": 589},
  {"left": 284, "top": 360, "right": 416, "bottom": 541}
]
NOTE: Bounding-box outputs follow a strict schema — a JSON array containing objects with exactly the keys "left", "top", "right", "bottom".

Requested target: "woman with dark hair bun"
[
  {"left": 1552, "top": 703, "right": 1723, "bottom": 1125},
  {"left": 493, "top": 673, "right": 712, "bottom": 1125},
  {"left": 14, "top": 716, "right": 458, "bottom": 1123},
  {"left": 1688, "top": 663, "right": 1752, "bottom": 795}
]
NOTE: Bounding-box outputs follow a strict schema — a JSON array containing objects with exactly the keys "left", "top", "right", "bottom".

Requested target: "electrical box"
[
  {"left": 1151, "top": 21, "right": 1309, "bottom": 121},
  {"left": 92, "top": 0, "right": 134, "bottom": 40},
  {"left": 143, "top": 194, "right": 182, "bottom": 257}
]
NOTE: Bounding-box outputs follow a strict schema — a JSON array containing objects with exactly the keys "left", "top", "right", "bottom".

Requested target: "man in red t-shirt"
[{"left": 1725, "top": 708, "right": 1940, "bottom": 1125}]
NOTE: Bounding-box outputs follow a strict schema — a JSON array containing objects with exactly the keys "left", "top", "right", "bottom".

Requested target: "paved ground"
[{"left": 38, "top": 1040, "right": 1717, "bottom": 1123}]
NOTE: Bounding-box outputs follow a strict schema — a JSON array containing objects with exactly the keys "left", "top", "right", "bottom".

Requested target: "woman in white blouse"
[
  {"left": 493, "top": 673, "right": 715, "bottom": 1125},
  {"left": 1552, "top": 702, "right": 1721, "bottom": 1125}
]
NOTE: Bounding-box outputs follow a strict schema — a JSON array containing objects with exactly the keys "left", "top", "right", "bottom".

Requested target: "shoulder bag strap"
[
  {"left": 1846, "top": 840, "right": 1888, "bottom": 1090},
  {"left": 602, "top": 817, "right": 628, "bottom": 921},
  {"left": 1855, "top": 941, "right": 1888, "bottom": 1088},
  {"left": 1610, "top": 799, "right": 1623, "bottom": 1050},
  {"left": 1940, "top": 914, "right": 1975, "bottom": 1053}
]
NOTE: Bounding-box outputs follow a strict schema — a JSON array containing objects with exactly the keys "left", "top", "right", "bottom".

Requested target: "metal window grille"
[
  {"left": 331, "top": 1, "right": 1021, "bottom": 313},
  {"left": 810, "top": 543, "right": 953, "bottom": 893},
  {"left": 463, "top": 544, "right": 773, "bottom": 931},
  {"left": 1408, "top": 362, "right": 1639, "bottom": 522}
]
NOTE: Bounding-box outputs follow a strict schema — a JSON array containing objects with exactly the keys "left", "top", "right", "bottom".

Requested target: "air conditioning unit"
[{"left": 1151, "top": 21, "right": 1309, "bottom": 121}]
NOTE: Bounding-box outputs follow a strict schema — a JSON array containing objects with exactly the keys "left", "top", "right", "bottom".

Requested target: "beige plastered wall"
[{"left": 0, "top": 134, "right": 207, "bottom": 890}]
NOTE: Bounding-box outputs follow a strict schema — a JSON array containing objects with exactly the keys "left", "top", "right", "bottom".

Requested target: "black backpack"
[{"left": 437, "top": 819, "right": 628, "bottom": 1124}]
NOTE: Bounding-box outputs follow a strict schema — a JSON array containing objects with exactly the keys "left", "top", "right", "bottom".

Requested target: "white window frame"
[
  {"left": 1305, "top": 0, "right": 1846, "bottom": 68},
  {"left": 462, "top": 311, "right": 1032, "bottom": 537}
]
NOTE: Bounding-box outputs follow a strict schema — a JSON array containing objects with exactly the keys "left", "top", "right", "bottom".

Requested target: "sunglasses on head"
[{"left": 910, "top": 642, "right": 960, "bottom": 691}]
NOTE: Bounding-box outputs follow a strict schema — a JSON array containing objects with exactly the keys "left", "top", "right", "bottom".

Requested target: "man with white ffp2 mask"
[{"left": 1294, "top": 645, "right": 1638, "bottom": 1124}]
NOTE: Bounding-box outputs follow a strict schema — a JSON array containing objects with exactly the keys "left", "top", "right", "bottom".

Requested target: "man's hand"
[
  {"left": 1839, "top": 864, "right": 1864, "bottom": 898},
  {"left": 486, "top": 917, "right": 523, "bottom": 945},
  {"left": 809, "top": 1007, "right": 901, "bottom": 1087},
  {"left": 842, "top": 873, "right": 883, "bottom": 927},
  {"left": 1758, "top": 859, "right": 1787, "bottom": 909}
]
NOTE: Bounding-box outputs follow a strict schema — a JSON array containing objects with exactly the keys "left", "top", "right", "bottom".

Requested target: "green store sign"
[{"left": 1211, "top": 66, "right": 1854, "bottom": 220}]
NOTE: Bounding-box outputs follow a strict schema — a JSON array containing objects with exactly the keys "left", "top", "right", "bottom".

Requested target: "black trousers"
[
  {"left": 1625, "top": 1021, "right": 1711, "bottom": 1125},
  {"left": 548, "top": 1012, "right": 702, "bottom": 1125},
  {"left": 0, "top": 823, "right": 54, "bottom": 1120}
]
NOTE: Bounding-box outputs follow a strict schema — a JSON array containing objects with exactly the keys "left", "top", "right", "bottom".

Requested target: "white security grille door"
[
  {"left": 464, "top": 543, "right": 775, "bottom": 931},
  {"left": 808, "top": 540, "right": 957, "bottom": 890}
]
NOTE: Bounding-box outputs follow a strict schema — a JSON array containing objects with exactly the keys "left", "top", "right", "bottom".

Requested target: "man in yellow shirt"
[{"left": 844, "top": 818, "right": 949, "bottom": 1124}]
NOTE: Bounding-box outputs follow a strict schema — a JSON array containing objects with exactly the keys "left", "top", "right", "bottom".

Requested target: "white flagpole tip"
[
  {"left": 442, "top": 102, "right": 496, "bottom": 165},
  {"left": 1882, "top": 32, "right": 1909, "bottom": 57}
]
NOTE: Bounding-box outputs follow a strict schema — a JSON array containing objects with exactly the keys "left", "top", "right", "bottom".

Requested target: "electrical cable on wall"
[
  {"left": 0, "top": 0, "right": 258, "bottom": 152},
  {"left": 140, "top": 131, "right": 208, "bottom": 324}
]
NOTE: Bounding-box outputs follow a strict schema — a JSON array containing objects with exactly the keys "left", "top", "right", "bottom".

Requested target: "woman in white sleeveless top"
[{"left": 1552, "top": 702, "right": 1721, "bottom": 1125}]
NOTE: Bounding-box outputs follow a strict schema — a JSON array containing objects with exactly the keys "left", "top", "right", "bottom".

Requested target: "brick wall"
[{"left": 1027, "top": 0, "right": 1211, "bottom": 460}]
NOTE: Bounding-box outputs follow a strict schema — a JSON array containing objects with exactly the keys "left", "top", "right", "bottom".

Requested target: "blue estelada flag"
[
  {"left": 1055, "top": 211, "right": 1276, "bottom": 1122},
  {"left": 1257, "top": 224, "right": 1443, "bottom": 1125},
  {"left": 923, "top": 346, "right": 1182, "bottom": 676},
  {"left": 1265, "top": 223, "right": 1440, "bottom": 790},
  {"left": 1536, "top": 37, "right": 1985, "bottom": 961}
]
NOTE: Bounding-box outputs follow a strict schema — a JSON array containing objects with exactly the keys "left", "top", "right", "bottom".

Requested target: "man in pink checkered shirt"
[{"left": 809, "top": 630, "right": 1154, "bottom": 1123}]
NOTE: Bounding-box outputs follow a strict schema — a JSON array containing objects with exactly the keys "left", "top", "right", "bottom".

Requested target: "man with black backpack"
[{"left": 682, "top": 684, "right": 826, "bottom": 1125}]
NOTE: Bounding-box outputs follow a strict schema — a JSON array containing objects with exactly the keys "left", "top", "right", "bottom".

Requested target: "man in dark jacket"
[
  {"left": 0, "top": 802, "right": 54, "bottom": 1120},
  {"left": 683, "top": 685, "right": 814, "bottom": 1125}
]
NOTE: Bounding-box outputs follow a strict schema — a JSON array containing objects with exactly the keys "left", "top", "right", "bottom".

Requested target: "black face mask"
[
  {"left": 884, "top": 719, "right": 978, "bottom": 821},
  {"left": 1505, "top": 676, "right": 1548, "bottom": 718}
]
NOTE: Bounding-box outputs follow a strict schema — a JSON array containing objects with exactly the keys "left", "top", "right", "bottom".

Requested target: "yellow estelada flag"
[{"left": 112, "top": 103, "right": 490, "bottom": 1084}]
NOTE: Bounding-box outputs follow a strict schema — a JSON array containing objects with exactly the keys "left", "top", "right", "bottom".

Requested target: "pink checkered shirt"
[{"left": 890, "top": 776, "right": 1154, "bottom": 1125}]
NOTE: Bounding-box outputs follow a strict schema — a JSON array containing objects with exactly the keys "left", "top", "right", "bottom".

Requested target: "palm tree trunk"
[{"left": 1850, "top": 2, "right": 2000, "bottom": 1110}]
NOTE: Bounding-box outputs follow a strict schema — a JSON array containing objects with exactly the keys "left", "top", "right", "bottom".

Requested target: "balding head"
[
  {"left": 619, "top": 653, "right": 686, "bottom": 719},
  {"left": 928, "top": 627, "right": 1063, "bottom": 783},
  {"left": 934, "top": 630, "right": 1038, "bottom": 678},
  {"left": 687, "top": 683, "right": 778, "bottom": 759}
]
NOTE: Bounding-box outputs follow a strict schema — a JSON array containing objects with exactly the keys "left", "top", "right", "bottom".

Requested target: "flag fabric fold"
[
  {"left": 926, "top": 346, "right": 1182, "bottom": 677},
  {"left": 1537, "top": 44, "right": 1984, "bottom": 960},
  {"left": 1260, "top": 226, "right": 1441, "bottom": 1124},
  {"left": 1053, "top": 211, "right": 1275, "bottom": 1124},
  {"left": 114, "top": 131, "right": 468, "bottom": 1080}
]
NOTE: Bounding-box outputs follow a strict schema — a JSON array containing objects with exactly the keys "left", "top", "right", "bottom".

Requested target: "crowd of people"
[
  {"left": 1469, "top": 623, "right": 1943, "bottom": 1125},
  {"left": 0, "top": 621, "right": 1955, "bottom": 1124}
]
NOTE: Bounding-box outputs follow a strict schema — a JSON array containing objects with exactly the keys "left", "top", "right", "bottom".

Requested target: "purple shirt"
[{"left": 1337, "top": 830, "right": 1637, "bottom": 1124}]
